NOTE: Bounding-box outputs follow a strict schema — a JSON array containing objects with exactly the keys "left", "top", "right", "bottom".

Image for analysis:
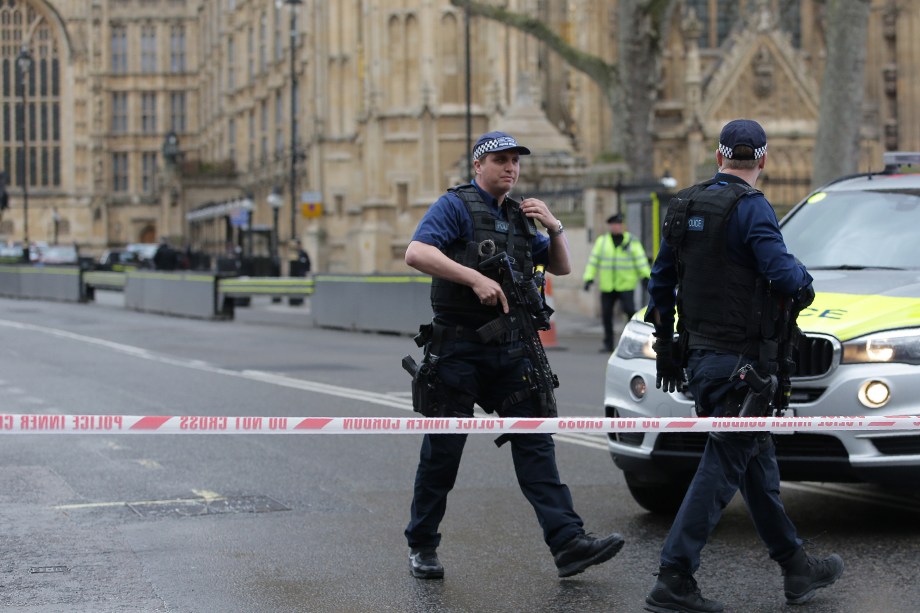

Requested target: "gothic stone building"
[{"left": 0, "top": 0, "right": 917, "bottom": 285}]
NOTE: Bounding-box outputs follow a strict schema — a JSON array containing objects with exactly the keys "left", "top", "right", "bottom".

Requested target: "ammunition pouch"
[{"left": 663, "top": 196, "right": 690, "bottom": 248}]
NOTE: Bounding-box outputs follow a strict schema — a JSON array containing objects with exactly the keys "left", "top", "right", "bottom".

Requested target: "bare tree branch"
[
  {"left": 449, "top": 0, "right": 676, "bottom": 174},
  {"left": 449, "top": 0, "right": 619, "bottom": 91}
]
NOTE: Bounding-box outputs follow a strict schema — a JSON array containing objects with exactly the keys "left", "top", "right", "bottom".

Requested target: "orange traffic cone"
[{"left": 539, "top": 276, "right": 559, "bottom": 349}]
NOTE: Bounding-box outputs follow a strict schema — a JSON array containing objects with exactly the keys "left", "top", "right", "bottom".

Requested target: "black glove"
[
  {"left": 583, "top": 280, "right": 593, "bottom": 292},
  {"left": 795, "top": 283, "right": 815, "bottom": 310},
  {"left": 653, "top": 336, "right": 684, "bottom": 393}
]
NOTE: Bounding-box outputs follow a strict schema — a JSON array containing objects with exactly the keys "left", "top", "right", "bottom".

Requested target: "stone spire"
[{"left": 492, "top": 73, "right": 574, "bottom": 155}]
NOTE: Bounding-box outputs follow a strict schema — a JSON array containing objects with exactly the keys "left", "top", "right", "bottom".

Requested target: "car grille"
[
  {"left": 605, "top": 406, "right": 645, "bottom": 446},
  {"left": 870, "top": 435, "right": 920, "bottom": 455},
  {"left": 792, "top": 335, "right": 835, "bottom": 377},
  {"left": 607, "top": 432, "right": 644, "bottom": 446},
  {"left": 657, "top": 432, "right": 849, "bottom": 457},
  {"left": 789, "top": 388, "right": 825, "bottom": 403}
]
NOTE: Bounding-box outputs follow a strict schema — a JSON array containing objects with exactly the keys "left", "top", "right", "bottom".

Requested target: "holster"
[
  {"left": 412, "top": 360, "right": 444, "bottom": 417},
  {"left": 736, "top": 364, "right": 778, "bottom": 418},
  {"left": 402, "top": 323, "right": 446, "bottom": 417}
]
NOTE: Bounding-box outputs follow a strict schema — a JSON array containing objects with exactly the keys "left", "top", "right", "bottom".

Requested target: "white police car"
[{"left": 605, "top": 152, "right": 920, "bottom": 513}]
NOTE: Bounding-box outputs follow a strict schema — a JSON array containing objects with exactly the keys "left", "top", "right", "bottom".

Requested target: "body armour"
[
  {"left": 663, "top": 180, "right": 764, "bottom": 353},
  {"left": 431, "top": 184, "right": 536, "bottom": 323}
]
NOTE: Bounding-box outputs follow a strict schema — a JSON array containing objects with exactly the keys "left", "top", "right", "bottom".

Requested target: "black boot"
[
  {"left": 645, "top": 567, "right": 724, "bottom": 613},
  {"left": 781, "top": 548, "right": 844, "bottom": 605},
  {"left": 553, "top": 532, "right": 625, "bottom": 578},
  {"left": 408, "top": 548, "right": 444, "bottom": 579}
]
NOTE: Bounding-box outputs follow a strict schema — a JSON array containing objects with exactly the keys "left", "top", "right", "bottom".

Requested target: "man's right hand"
[
  {"left": 653, "top": 337, "right": 684, "bottom": 393},
  {"left": 473, "top": 274, "right": 509, "bottom": 313},
  {"left": 583, "top": 280, "right": 593, "bottom": 292}
]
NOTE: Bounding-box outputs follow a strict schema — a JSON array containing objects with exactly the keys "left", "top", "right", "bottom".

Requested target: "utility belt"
[
  {"left": 687, "top": 331, "right": 756, "bottom": 356},
  {"left": 430, "top": 318, "right": 522, "bottom": 347},
  {"left": 401, "top": 318, "right": 528, "bottom": 420}
]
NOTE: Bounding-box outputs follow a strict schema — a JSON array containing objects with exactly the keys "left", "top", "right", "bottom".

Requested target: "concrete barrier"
[
  {"left": 0, "top": 265, "right": 85, "bottom": 302},
  {"left": 2, "top": 265, "right": 435, "bottom": 334},
  {"left": 84, "top": 271, "right": 128, "bottom": 291},
  {"left": 124, "top": 271, "right": 223, "bottom": 320},
  {"left": 311, "top": 274, "right": 432, "bottom": 335}
]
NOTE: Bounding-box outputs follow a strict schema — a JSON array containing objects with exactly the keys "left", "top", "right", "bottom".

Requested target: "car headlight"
[
  {"left": 841, "top": 328, "right": 920, "bottom": 365},
  {"left": 615, "top": 321, "right": 656, "bottom": 360}
]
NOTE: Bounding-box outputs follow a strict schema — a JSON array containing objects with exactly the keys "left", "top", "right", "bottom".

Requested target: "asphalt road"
[{"left": 0, "top": 295, "right": 917, "bottom": 612}]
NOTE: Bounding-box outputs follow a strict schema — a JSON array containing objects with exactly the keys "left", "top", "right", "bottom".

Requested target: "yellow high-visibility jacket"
[{"left": 582, "top": 232, "right": 651, "bottom": 292}]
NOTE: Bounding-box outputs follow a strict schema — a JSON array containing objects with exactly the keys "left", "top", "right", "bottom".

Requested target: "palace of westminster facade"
[{"left": 0, "top": 0, "right": 917, "bottom": 280}]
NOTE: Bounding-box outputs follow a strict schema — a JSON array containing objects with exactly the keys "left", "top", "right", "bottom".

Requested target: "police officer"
[
  {"left": 643, "top": 119, "right": 843, "bottom": 612},
  {"left": 403, "top": 131, "right": 624, "bottom": 580},
  {"left": 583, "top": 212, "right": 651, "bottom": 352},
  {"left": 153, "top": 237, "right": 175, "bottom": 271},
  {"left": 294, "top": 239, "right": 311, "bottom": 275}
]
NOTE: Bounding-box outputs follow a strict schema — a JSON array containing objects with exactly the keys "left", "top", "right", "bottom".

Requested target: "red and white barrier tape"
[{"left": 2, "top": 414, "right": 920, "bottom": 434}]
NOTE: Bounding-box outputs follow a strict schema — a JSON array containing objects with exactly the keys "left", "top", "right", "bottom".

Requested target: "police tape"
[{"left": 2, "top": 414, "right": 920, "bottom": 434}]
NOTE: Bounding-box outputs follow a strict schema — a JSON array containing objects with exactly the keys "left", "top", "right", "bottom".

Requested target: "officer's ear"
[{"left": 758, "top": 153, "right": 767, "bottom": 170}]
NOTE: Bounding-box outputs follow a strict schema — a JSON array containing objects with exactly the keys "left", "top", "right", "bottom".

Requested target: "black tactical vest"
[
  {"left": 431, "top": 184, "right": 536, "bottom": 323},
  {"left": 663, "top": 180, "right": 764, "bottom": 353}
]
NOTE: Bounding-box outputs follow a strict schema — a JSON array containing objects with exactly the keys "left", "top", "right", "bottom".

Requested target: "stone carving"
[{"left": 753, "top": 46, "right": 774, "bottom": 99}]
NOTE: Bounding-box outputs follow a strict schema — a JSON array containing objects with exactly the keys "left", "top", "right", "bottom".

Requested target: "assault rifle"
[{"left": 477, "top": 250, "right": 559, "bottom": 418}]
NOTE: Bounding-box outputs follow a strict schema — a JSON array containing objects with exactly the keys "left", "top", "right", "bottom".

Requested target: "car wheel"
[{"left": 624, "top": 471, "right": 690, "bottom": 515}]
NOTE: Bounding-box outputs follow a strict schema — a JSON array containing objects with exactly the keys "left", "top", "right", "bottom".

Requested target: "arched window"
[
  {"left": 439, "top": 13, "right": 461, "bottom": 104},
  {"left": 0, "top": 1, "right": 62, "bottom": 188},
  {"left": 685, "top": 1, "right": 802, "bottom": 49}
]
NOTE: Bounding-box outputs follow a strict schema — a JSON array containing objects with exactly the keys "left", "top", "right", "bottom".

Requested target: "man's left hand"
[
  {"left": 653, "top": 336, "right": 684, "bottom": 393},
  {"left": 520, "top": 197, "right": 554, "bottom": 229},
  {"left": 795, "top": 283, "right": 815, "bottom": 309}
]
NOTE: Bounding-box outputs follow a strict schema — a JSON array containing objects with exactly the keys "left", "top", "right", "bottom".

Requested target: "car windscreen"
[{"left": 781, "top": 188, "right": 920, "bottom": 270}]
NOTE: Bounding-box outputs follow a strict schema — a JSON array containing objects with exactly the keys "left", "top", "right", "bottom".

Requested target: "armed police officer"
[
  {"left": 643, "top": 119, "right": 844, "bottom": 613},
  {"left": 403, "top": 131, "right": 624, "bottom": 580}
]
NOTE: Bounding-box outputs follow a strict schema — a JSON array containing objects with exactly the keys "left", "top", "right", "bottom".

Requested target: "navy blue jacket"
[{"left": 647, "top": 173, "right": 812, "bottom": 335}]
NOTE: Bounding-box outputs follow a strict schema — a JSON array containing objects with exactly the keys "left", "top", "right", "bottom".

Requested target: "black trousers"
[
  {"left": 404, "top": 337, "right": 584, "bottom": 554},
  {"left": 600, "top": 289, "right": 637, "bottom": 350}
]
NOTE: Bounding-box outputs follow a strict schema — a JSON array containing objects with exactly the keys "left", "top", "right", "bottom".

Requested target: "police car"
[{"left": 605, "top": 152, "right": 920, "bottom": 513}]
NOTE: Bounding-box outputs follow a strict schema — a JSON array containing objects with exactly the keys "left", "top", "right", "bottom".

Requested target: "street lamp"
[
  {"left": 610, "top": 171, "right": 680, "bottom": 258},
  {"left": 660, "top": 170, "right": 678, "bottom": 191},
  {"left": 614, "top": 171, "right": 680, "bottom": 210},
  {"left": 267, "top": 186, "right": 283, "bottom": 259},
  {"left": 17, "top": 46, "right": 32, "bottom": 262},
  {"left": 464, "top": 2, "right": 472, "bottom": 179},
  {"left": 242, "top": 193, "right": 255, "bottom": 261},
  {"left": 283, "top": 0, "right": 303, "bottom": 245}
]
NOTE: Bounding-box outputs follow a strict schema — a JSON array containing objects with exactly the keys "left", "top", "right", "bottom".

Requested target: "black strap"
[{"left": 432, "top": 320, "right": 520, "bottom": 345}]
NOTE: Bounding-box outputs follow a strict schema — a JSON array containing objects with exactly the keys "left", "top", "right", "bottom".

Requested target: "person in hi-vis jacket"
[{"left": 582, "top": 213, "right": 651, "bottom": 352}]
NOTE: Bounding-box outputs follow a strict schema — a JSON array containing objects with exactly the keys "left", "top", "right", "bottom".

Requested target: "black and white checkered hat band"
[
  {"left": 473, "top": 136, "right": 521, "bottom": 159},
  {"left": 719, "top": 142, "right": 767, "bottom": 159}
]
